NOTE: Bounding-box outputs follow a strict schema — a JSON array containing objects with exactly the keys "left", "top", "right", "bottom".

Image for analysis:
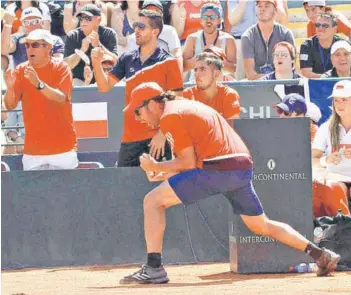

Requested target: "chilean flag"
[
  {"left": 304, "top": 78, "right": 351, "bottom": 125},
  {"left": 72, "top": 102, "right": 108, "bottom": 139}
]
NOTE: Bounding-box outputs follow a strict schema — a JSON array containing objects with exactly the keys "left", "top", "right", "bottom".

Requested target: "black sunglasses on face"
[
  {"left": 276, "top": 108, "right": 291, "bottom": 116},
  {"left": 316, "top": 22, "right": 331, "bottom": 29},
  {"left": 24, "top": 42, "right": 48, "bottom": 49},
  {"left": 78, "top": 14, "right": 93, "bottom": 22},
  {"left": 133, "top": 21, "right": 148, "bottom": 30},
  {"left": 134, "top": 100, "right": 150, "bottom": 116}
]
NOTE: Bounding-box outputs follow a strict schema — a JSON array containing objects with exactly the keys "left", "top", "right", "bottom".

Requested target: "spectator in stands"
[
  {"left": 182, "top": 52, "right": 240, "bottom": 126},
  {"left": 64, "top": 4, "right": 118, "bottom": 85},
  {"left": 111, "top": 0, "right": 143, "bottom": 54},
  {"left": 1, "top": 7, "right": 65, "bottom": 67},
  {"left": 300, "top": 12, "right": 345, "bottom": 78},
  {"left": 91, "top": 9, "right": 183, "bottom": 167},
  {"left": 5, "top": 0, "right": 51, "bottom": 33},
  {"left": 63, "top": 0, "right": 108, "bottom": 34},
  {"left": 321, "top": 40, "right": 351, "bottom": 78},
  {"left": 227, "top": 0, "right": 289, "bottom": 80},
  {"left": 173, "top": 0, "right": 215, "bottom": 45},
  {"left": 227, "top": 0, "right": 257, "bottom": 80},
  {"left": 127, "top": 0, "right": 182, "bottom": 69},
  {"left": 312, "top": 80, "right": 351, "bottom": 217},
  {"left": 242, "top": 0, "right": 295, "bottom": 80},
  {"left": 203, "top": 46, "right": 235, "bottom": 81},
  {"left": 274, "top": 93, "right": 318, "bottom": 143},
  {"left": 160, "top": 0, "right": 178, "bottom": 25},
  {"left": 183, "top": 2, "right": 236, "bottom": 81},
  {"left": 82, "top": 54, "right": 115, "bottom": 85},
  {"left": 303, "top": 0, "right": 351, "bottom": 39},
  {"left": 3, "top": 29, "right": 78, "bottom": 170},
  {"left": 261, "top": 41, "right": 301, "bottom": 80}
]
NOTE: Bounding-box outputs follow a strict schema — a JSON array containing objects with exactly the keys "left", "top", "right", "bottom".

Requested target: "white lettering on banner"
[
  {"left": 240, "top": 106, "right": 271, "bottom": 119},
  {"left": 239, "top": 236, "right": 277, "bottom": 244},
  {"left": 253, "top": 172, "right": 308, "bottom": 181}
]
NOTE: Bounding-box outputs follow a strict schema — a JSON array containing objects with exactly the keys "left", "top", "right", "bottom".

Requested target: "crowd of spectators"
[{"left": 0, "top": 0, "right": 350, "bottom": 218}]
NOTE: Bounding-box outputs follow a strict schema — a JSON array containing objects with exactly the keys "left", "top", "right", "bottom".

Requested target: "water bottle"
[{"left": 289, "top": 263, "right": 317, "bottom": 273}]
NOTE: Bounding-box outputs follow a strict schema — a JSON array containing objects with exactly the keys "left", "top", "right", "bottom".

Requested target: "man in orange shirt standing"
[
  {"left": 182, "top": 52, "right": 240, "bottom": 126},
  {"left": 92, "top": 9, "right": 183, "bottom": 167},
  {"left": 119, "top": 82, "right": 340, "bottom": 284},
  {"left": 4, "top": 29, "right": 78, "bottom": 171}
]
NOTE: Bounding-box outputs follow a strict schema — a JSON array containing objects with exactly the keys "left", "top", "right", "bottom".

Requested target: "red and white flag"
[{"left": 72, "top": 102, "right": 108, "bottom": 139}]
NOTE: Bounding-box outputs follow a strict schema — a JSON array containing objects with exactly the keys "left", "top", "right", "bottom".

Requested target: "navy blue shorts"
[{"left": 168, "top": 169, "right": 264, "bottom": 216}]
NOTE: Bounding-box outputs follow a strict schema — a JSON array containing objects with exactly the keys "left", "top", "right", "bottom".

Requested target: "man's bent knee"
[{"left": 241, "top": 214, "right": 270, "bottom": 236}]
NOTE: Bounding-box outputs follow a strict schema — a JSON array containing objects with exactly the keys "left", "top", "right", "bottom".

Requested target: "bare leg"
[
  {"left": 240, "top": 213, "right": 309, "bottom": 251},
  {"left": 143, "top": 180, "right": 182, "bottom": 253}
]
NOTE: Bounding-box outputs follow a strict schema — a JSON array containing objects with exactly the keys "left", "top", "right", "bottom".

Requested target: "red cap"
[
  {"left": 256, "top": 0, "right": 277, "bottom": 7},
  {"left": 123, "top": 82, "right": 164, "bottom": 113}
]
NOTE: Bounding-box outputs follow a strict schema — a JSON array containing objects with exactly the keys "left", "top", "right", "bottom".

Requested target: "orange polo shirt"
[
  {"left": 12, "top": 60, "right": 77, "bottom": 155},
  {"left": 160, "top": 99, "right": 250, "bottom": 168},
  {"left": 108, "top": 47, "right": 183, "bottom": 143},
  {"left": 182, "top": 84, "right": 241, "bottom": 120}
]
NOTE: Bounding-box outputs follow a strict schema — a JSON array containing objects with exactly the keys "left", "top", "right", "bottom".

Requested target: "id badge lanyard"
[{"left": 318, "top": 44, "right": 331, "bottom": 72}]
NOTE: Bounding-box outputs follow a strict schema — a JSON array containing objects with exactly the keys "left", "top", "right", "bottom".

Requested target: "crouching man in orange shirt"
[
  {"left": 119, "top": 82, "right": 340, "bottom": 284},
  {"left": 4, "top": 29, "right": 78, "bottom": 170}
]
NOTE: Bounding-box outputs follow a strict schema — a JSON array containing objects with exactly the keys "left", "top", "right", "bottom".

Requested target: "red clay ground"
[{"left": 2, "top": 263, "right": 351, "bottom": 295}]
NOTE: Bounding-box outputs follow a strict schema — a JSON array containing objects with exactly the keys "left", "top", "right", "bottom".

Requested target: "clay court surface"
[{"left": 2, "top": 263, "right": 351, "bottom": 295}]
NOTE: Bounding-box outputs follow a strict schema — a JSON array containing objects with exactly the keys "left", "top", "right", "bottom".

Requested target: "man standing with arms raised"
[{"left": 91, "top": 9, "right": 183, "bottom": 167}]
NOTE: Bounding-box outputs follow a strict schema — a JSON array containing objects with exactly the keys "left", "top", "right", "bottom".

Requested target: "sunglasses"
[
  {"left": 276, "top": 108, "right": 291, "bottom": 116},
  {"left": 78, "top": 14, "right": 93, "bottom": 22},
  {"left": 132, "top": 21, "right": 149, "bottom": 30},
  {"left": 134, "top": 100, "right": 150, "bottom": 116},
  {"left": 22, "top": 19, "right": 41, "bottom": 27},
  {"left": 315, "top": 22, "right": 331, "bottom": 29},
  {"left": 201, "top": 15, "right": 218, "bottom": 21},
  {"left": 273, "top": 52, "right": 290, "bottom": 59},
  {"left": 24, "top": 42, "right": 48, "bottom": 49}
]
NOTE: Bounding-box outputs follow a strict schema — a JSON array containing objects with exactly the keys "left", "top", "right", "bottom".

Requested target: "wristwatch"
[{"left": 36, "top": 81, "right": 45, "bottom": 90}]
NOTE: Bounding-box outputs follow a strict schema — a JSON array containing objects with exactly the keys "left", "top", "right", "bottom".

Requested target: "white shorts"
[{"left": 22, "top": 151, "right": 78, "bottom": 171}]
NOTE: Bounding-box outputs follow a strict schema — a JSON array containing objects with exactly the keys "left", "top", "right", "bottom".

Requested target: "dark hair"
[
  {"left": 15, "top": 1, "right": 40, "bottom": 11},
  {"left": 318, "top": 12, "right": 338, "bottom": 27},
  {"left": 15, "top": 1, "right": 43, "bottom": 16},
  {"left": 121, "top": 1, "right": 144, "bottom": 11},
  {"left": 139, "top": 9, "right": 163, "bottom": 37},
  {"left": 196, "top": 52, "right": 223, "bottom": 71}
]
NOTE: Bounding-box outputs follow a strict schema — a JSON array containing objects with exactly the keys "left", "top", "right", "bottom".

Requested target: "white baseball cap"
[
  {"left": 331, "top": 40, "right": 351, "bottom": 55},
  {"left": 20, "top": 7, "right": 43, "bottom": 21},
  {"left": 303, "top": 0, "right": 326, "bottom": 6},
  {"left": 328, "top": 80, "right": 351, "bottom": 98},
  {"left": 23, "top": 29, "right": 54, "bottom": 45}
]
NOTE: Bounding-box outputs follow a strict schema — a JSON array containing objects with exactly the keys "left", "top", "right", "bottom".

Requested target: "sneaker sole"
[
  {"left": 119, "top": 276, "right": 169, "bottom": 285},
  {"left": 317, "top": 254, "right": 341, "bottom": 277}
]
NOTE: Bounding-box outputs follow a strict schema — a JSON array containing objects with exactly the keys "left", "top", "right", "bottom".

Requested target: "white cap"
[
  {"left": 20, "top": 7, "right": 42, "bottom": 21},
  {"left": 306, "top": 102, "right": 322, "bottom": 123},
  {"left": 303, "top": 0, "right": 326, "bottom": 6},
  {"left": 331, "top": 40, "right": 351, "bottom": 55},
  {"left": 328, "top": 80, "right": 351, "bottom": 98},
  {"left": 23, "top": 29, "right": 54, "bottom": 45}
]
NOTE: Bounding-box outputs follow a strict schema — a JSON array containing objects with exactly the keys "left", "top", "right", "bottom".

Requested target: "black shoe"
[
  {"left": 119, "top": 264, "right": 169, "bottom": 284},
  {"left": 316, "top": 248, "right": 341, "bottom": 276}
]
